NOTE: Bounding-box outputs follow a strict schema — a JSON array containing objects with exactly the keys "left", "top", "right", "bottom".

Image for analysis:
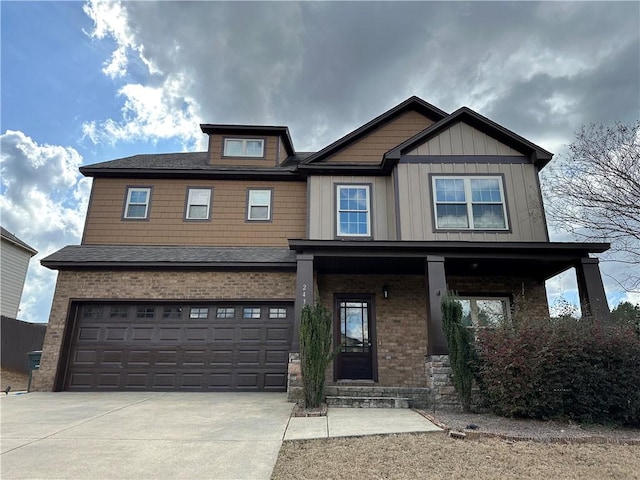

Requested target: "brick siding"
[{"left": 32, "top": 270, "right": 296, "bottom": 391}]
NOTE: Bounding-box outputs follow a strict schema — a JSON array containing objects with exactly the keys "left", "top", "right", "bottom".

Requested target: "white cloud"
[{"left": 0, "top": 130, "right": 89, "bottom": 323}]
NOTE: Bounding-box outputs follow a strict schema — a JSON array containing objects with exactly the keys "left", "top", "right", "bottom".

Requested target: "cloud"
[{"left": 0, "top": 130, "right": 90, "bottom": 322}]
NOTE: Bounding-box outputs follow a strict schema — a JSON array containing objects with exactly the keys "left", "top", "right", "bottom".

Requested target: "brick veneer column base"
[
  {"left": 287, "top": 352, "right": 303, "bottom": 403},
  {"left": 425, "top": 354, "right": 462, "bottom": 412}
]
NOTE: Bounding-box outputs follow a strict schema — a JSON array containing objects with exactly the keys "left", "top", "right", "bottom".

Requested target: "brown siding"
[
  {"left": 83, "top": 178, "right": 306, "bottom": 246},
  {"left": 33, "top": 269, "right": 297, "bottom": 391},
  {"left": 209, "top": 134, "right": 280, "bottom": 167},
  {"left": 325, "top": 111, "right": 435, "bottom": 164},
  {"left": 318, "top": 274, "right": 429, "bottom": 388}
]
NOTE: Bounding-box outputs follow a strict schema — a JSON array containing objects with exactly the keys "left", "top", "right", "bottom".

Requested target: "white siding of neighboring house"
[{"left": 1, "top": 239, "right": 33, "bottom": 318}]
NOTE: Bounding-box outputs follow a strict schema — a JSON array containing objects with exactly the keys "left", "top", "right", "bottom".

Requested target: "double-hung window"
[
  {"left": 185, "top": 188, "right": 212, "bottom": 220},
  {"left": 124, "top": 187, "right": 151, "bottom": 219},
  {"left": 247, "top": 189, "right": 272, "bottom": 221},
  {"left": 433, "top": 176, "right": 508, "bottom": 230},
  {"left": 224, "top": 138, "right": 265, "bottom": 157},
  {"left": 336, "top": 185, "right": 371, "bottom": 237}
]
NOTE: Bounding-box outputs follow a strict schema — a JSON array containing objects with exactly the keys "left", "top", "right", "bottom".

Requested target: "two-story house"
[{"left": 36, "top": 97, "right": 610, "bottom": 407}]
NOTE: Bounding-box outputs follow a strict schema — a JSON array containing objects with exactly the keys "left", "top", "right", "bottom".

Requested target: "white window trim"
[
  {"left": 432, "top": 176, "right": 508, "bottom": 230},
  {"left": 223, "top": 138, "right": 265, "bottom": 157},
  {"left": 247, "top": 189, "right": 272, "bottom": 221},
  {"left": 185, "top": 188, "right": 212, "bottom": 220},
  {"left": 336, "top": 184, "right": 371, "bottom": 237},
  {"left": 124, "top": 187, "right": 151, "bottom": 219}
]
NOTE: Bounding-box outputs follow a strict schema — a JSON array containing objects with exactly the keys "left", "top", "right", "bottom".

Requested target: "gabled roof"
[
  {"left": 301, "top": 96, "right": 448, "bottom": 165},
  {"left": 384, "top": 107, "right": 554, "bottom": 169},
  {"left": 200, "top": 124, "right": 295, "bottom": 157},
  {"left": 1, "top": 227, "right": 37, "bottom": 256}
]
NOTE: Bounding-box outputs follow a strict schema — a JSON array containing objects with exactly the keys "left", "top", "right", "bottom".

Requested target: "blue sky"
[{"left": 1, "top": 1, "right": 639, "bottom": 323}]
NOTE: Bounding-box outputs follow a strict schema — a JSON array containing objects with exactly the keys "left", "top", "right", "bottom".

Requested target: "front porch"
[{"left": 286, "top": 240, "right": 610, "bottom": 408}]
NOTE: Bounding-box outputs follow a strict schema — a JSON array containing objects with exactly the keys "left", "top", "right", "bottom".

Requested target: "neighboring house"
[
  {"left": 1, "top": 227, "right": 37, "bottom": 319},
  {"left": 35, "top": 97, "right": 610, "bottom": 406}
]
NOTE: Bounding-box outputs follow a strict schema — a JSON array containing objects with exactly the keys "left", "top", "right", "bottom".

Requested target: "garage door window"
[
  {"left": 216, "top": 307, "right": 235, "bottom": 319},
  {"left": 109, "top": 307, "right": 128, "bottom": 318},
  {"left": 189, "top": 307, "right": 209, "bottom": 319},
  {"left": 84, "top": 306, "right": 103, "bottom": 319},
  {"left": 137, "top": 307, "right": 155, "bottom": 318},
  {"left": 243, "top": 307, "right": 261, "bottom": 319},
  {"left": 163, "top": 306, "right": 183, "bottom": 319},
  {"left": 269, "top": 308, "right": 287, "bottom": 319}
]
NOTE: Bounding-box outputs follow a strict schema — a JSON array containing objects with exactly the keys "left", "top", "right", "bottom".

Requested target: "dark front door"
[{"left": 335, "top": 297, "right": 374, "bottom": 380}]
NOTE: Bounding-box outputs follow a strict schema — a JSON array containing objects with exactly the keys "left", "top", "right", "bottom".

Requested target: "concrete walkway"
[
  {"left": 284, "top": 407, "right": 442, "bottom": 440},
  {"left": 1, "top": 392, "right": 441, "bottom": 480}
]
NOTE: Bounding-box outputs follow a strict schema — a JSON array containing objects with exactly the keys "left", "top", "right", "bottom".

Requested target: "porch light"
[{"left": 382, "top": 285, "right": 389, "bottom": 299}]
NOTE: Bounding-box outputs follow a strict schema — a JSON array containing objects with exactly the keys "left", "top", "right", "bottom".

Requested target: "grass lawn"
[{"left": 272, "top": 432, "right": 640, "bottom": 480}]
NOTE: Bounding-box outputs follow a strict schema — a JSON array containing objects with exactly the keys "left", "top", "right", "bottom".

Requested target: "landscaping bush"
[
  {"left": 299, "top": 302, "right": 334, "bottom": 408},
  {"left": 474, "top": 317, "right": 640, "bottom": 426},
  {"left": 441, "top": 293, "right": 475, "bottom": 412}
]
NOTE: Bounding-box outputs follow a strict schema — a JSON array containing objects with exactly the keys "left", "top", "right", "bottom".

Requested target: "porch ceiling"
[{"left": 288, "top": 240, "right": 610, "bottom": 281}]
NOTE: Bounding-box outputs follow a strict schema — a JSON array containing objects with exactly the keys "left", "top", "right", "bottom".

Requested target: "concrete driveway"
[{"left": 1, "top": 392, "right": 293, "bottom": 480}]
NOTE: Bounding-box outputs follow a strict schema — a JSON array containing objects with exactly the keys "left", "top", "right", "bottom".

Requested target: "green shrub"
[
  {"left": 441, "top": 293, "right": 475, "bottom": 412},
  {"left": 299, "top": 302, "right": 334, "bottom": 408},
  {"left": 474, "top": 317, "right": 640, "bottom": 426}
]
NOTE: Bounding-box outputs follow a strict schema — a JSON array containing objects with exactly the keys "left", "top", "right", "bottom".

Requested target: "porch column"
[
  {"left": 292, "top": 253, "right": 314, "bottom": 352},
  {"left": 425, "top": 255, "right": 448, "bottom": 355},
  {"left": 575, "top": 257, "right": 611, "bottom": 322}
]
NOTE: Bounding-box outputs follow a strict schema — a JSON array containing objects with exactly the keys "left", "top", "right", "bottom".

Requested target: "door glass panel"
[{"left": 339, "top": 301, "right": 369, "bottom": 353}]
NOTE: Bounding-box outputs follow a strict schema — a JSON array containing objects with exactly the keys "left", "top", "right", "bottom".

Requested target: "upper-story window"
[
  {"left": 124, "top": 187, "right": 152, "bottom": 219},
  {"left": 185, "top": 187, "right": 212, "bottom": 220},
  {"left": 247, "top": 189, "right": 272, "bottom": 221},
  {"left": 223, "top": 138, "right": 265, "bottom": 157},
  {"left": 336, "top": 185, "right": 371, "bottom": 237},
  {"left": 432, "top": 176, "right": 508, "bottom": 230}
]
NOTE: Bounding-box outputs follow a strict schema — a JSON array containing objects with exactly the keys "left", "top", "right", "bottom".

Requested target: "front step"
[{"left": 326, "top": 396, "right": 410, "bottom": 408}]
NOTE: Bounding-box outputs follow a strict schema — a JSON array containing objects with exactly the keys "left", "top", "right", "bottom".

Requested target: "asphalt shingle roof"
[{"left": 41, "top": 245, "right": 296, "bottom": 269}]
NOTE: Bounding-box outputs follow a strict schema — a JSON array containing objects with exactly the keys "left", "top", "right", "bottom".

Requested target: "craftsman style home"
[{"left": 36, "top": 97, "right": 610, "bottom": 406}]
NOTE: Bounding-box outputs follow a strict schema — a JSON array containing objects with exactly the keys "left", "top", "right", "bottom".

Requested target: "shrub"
[
  {"left": 299, "top": 302, "right": 334, "bottom": 408},
  {"left": 441, "top": 293, "right": 475, "bottom": 412},
  {"left": 474, "top": 317, "right": 640, "bottom": 426}
]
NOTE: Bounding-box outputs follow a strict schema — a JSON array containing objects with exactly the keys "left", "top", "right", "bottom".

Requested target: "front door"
[{"left": 335, "top": 296, "right": 375, "bottom": 380}]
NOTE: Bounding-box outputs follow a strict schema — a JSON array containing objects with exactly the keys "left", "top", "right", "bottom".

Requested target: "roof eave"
[{"left": 79, "top": 167, "right": 302, "bottom": 180}]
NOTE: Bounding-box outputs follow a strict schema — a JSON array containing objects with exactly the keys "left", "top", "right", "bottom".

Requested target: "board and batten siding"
[
  {"left": 308, "top": 176, "right": 397, "bottom": 240},
  {"left": 395, "top": 162, "right": 548, "bottom": 242},
  {"left": 1, "top": 240, "right": 33, "bottom": 318},
  {"left": 407, "top": 122, "right": 522, "bottom": 156}
]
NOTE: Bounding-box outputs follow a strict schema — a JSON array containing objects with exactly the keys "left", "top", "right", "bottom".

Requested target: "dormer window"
[{"left": 223, "top": 138, "right": 265, "bottom": 157}]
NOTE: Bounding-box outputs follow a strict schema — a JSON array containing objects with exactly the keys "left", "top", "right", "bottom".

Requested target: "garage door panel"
[{"left": 66, "top": 303, "right": 292, "bottom": 392}]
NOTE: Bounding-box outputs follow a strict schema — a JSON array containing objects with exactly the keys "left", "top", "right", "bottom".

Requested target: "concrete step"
[{"left": 326, "top": 396, "right": 410, "bottom": 408}]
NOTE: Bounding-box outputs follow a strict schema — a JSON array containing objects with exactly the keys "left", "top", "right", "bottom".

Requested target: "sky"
[{"left": 1, "top": 1, "right": 639, "bottom": 323}]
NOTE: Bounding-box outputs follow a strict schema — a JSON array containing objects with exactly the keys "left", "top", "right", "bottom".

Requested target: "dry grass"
[
  {"left": 272, "top": 432, "right": 640, "bottom": 480},
  {"left": 0, "top": 368, "right": 29, "bottom": 392}
]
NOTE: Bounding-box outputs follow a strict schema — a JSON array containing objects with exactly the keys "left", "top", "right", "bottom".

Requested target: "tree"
[
  {"left": 544, "top": 121, "right": 640, "bottom": 291},
  {"left": 610, "top": 301, "right": 640, "bottom": 327}
]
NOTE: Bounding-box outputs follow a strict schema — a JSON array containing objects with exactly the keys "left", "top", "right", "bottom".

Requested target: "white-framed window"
[
  {"left": 459, "top": 297, "right": 511, "bottom": 327},
  {"left": 124, "top": 187, "right": 151, "bottom": 219},
  {"left": 432, "top": 176, "right": 508, "bottom": 230},
  {"left": 185, "top": 188, "right": 212, "bottom": 220},
  {"left": 243, "top": 307, "right": 261, "bottom": 319},
  {"left": 336, "top": 185, "right": 371, "bottom": 237},
  {"left": 247, "top": 189, "right": 272, "bottom": 221},
  {"left": 269, "top": 307, "right": 287, "bottom": 319},
  {"left": 224, "top": 138, "right": 265, "bottom": 157},
  {"left": 189, "top": 307, "right": 209, "bottom": 319}
]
